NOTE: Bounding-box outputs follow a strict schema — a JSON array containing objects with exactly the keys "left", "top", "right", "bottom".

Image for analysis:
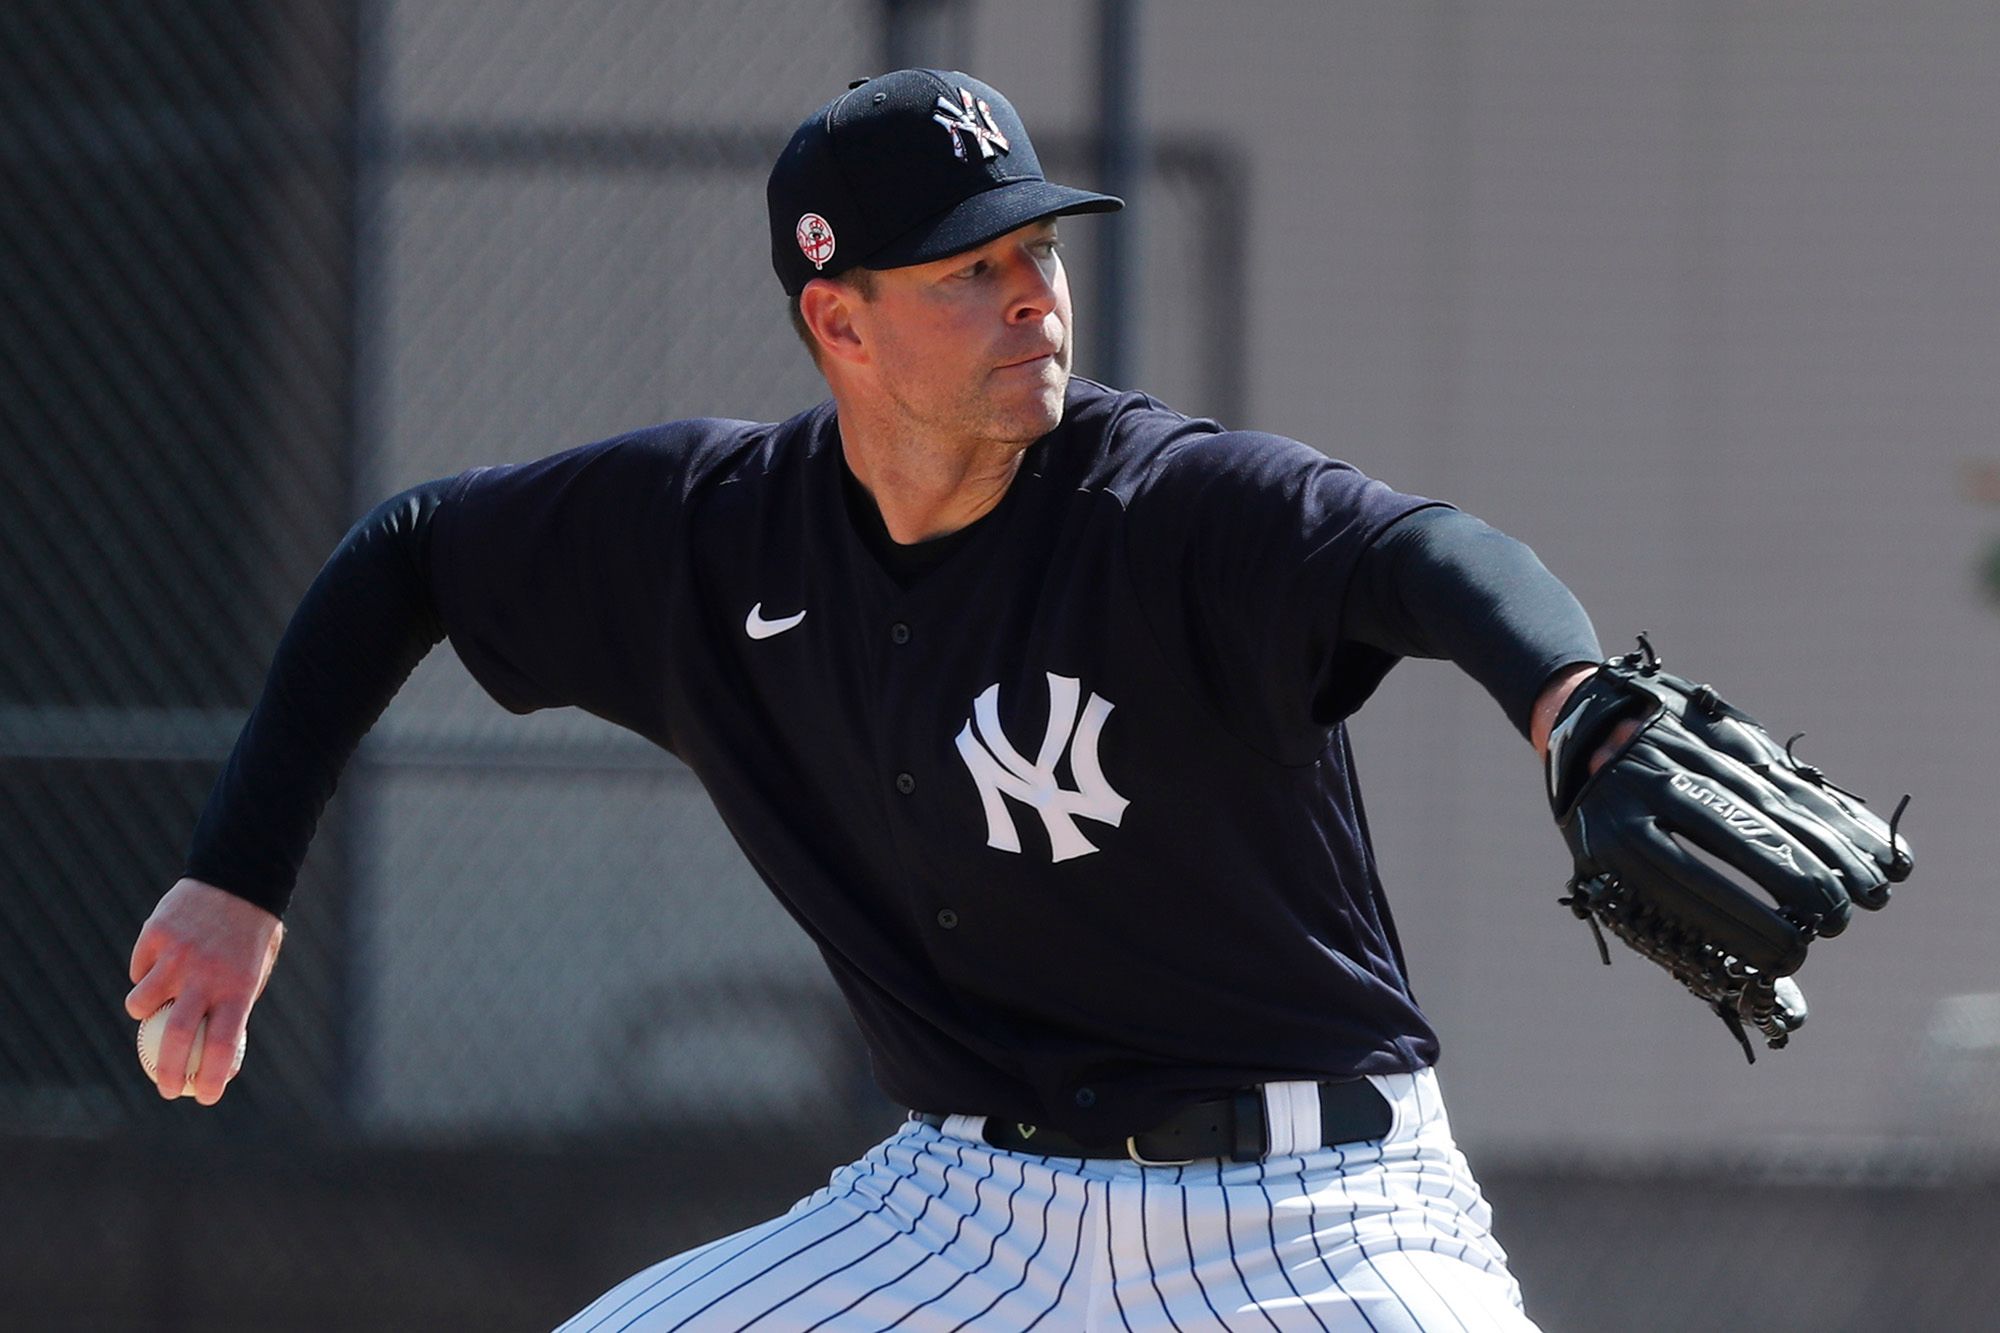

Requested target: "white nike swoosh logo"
[
  {"left": 1545, "top": 708, "right": 1585, "bottom": 801},
  {"left": 744, "top": 603, "right": 807, "bottom": 640}
]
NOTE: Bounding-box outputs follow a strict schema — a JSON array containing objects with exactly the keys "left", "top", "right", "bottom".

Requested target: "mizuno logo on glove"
[{"left": 1667, "top": 770, "right": 1799, "bottom": 870}]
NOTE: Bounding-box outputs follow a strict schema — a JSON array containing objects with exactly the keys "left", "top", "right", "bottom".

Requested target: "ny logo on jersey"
[
  {"left": 955, "top": 673, "right": 1128, "bottom": 862},
  {"left": 931, "top": 88, "right": 1011, "bottom": 162}
]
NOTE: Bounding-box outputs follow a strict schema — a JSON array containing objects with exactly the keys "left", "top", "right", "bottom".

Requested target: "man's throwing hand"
[{"left": 126, "top": 878, "right": 284, "bottom": 1104}]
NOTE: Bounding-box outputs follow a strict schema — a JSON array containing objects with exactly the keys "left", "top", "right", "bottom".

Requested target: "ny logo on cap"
[{"left": 931, "top": 88, "right": 1011, "bottom": 163}]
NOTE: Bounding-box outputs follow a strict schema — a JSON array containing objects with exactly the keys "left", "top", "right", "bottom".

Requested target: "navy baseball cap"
[{"left": 768, "top": 69, "right": 1123, "bottom": 297}]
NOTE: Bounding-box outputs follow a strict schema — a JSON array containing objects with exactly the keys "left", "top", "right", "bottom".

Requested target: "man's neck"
[{"left": 836, "top": 418, "right": 1029, "bottom": 545}]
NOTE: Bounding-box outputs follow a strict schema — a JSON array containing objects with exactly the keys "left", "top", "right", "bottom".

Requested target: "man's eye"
[{"left": 952, "top": 261, "right": 987, "bottom": 280}]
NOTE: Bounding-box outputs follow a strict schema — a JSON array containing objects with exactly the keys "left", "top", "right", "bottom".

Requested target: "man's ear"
[{"left": 799, "top": 278, "right": 866, "bottom": 367}]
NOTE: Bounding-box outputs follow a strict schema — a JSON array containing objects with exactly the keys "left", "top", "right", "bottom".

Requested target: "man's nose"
[{"left": 1004, "top": 253, "right": 1059, "bottom": 324}]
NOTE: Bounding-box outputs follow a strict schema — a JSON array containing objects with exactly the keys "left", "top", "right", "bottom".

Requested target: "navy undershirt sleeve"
[
  {"left": 1343, "top": 506, "right": 1602, "bottom": 738},
  {"left": 183, "top": 480, "right": 452, "bottom": 916}
]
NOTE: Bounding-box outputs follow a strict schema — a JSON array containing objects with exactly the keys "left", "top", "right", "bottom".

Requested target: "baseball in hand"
[{"left": 135, "top": 999, "right": 245, "bottom": 1097}]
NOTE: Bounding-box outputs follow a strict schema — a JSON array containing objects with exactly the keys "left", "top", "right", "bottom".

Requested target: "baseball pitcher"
[{"left": 127, "top": 70, "right": 1909, "bottom": 1331}]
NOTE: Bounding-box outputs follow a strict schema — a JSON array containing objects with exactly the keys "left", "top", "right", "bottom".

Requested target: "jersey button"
[
  {"left": 890, "top": 621, "right": 911, "bottom": 645},
  {"left": 1073, "top": 1087, "right": 1097, "bottom": 1108},
  {"left": 936, "top": 908, "right": 959, "bottom": 929},
  {"left": 895, "top": 772, "right": 916, "bottom": 795}
]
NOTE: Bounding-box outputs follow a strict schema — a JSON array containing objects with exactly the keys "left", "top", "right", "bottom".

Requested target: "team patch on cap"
[{"left": 796, "top": 213, "right": 836, "bottom": 270}]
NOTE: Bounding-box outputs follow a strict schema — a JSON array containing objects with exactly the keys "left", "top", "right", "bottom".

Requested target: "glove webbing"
[{"left": 1558, "top": 871, "right": 1809, "bottom": 1062}]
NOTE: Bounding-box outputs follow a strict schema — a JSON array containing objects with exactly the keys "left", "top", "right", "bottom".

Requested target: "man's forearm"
[
  {"left": 1346, "top": 506, "right": 1602, "bottom": 739},
  {"left": 184, "top": 480, "right": 452, "bottom": 915}
]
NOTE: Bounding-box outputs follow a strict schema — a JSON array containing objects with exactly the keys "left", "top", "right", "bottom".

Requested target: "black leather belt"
[{"left": 914, "top": 1079, "right": 1391, "bottom": 1165}]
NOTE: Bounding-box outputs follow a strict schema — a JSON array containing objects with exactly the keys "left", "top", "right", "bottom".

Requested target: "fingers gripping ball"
[
  {"left": 1545, "top": 635, "right": 1914, "bottom": 1061},
  {"left": 136, "top": 999, "right": 246, "bottom": 1098}
]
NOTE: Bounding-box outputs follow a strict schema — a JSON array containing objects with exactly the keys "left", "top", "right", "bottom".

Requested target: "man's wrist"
[{"left": 1530, "top": 661, "right": 1602, "bottom": 758}]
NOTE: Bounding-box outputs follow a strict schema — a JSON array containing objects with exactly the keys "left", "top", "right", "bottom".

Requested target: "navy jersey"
[{"left": 430, "top": 378, "right": 1441, "bottom": 1139}]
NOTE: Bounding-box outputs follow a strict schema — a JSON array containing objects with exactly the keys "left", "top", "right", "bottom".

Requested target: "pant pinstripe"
[{"left": 558, "top": 1070, "right": 1539, "bottom": 1332}]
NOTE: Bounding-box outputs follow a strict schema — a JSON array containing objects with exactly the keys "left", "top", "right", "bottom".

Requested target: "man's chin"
[
  {"left": 984, "top": 375, "right": 1067, "bottom": 443},
  {"left": 1017, "top": 389, "right": 1068, "bottom": 441},
  {"left": 1028, "top": 364, "right": 1072, "bottom": 428}
]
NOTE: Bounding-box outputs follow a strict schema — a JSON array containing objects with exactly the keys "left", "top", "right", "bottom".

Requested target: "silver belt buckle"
[{"left": 1126, "top": 1135, "right": 1194, "bottom": 1167}]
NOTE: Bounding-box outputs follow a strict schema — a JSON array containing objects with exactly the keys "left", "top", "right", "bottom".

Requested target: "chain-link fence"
[
  {"left": 1, "top": 0, "right": 356, "bottom": 1139},
  {"left": 0, "top": 7, "right": 1084, "bottom": 1321},
  {"left": 1, "top": 0, "right": 1251, "bottom": 1156}
]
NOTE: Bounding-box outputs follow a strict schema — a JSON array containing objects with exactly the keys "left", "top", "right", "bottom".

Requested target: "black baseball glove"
[{"left": 1545, "top": 635, "right": 1912, "bottom": 1061}]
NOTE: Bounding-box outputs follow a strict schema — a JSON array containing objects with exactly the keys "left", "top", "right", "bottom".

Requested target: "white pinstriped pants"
[{"left": 558, "top": 1069, "right": 1539, "bottom": 1332}]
